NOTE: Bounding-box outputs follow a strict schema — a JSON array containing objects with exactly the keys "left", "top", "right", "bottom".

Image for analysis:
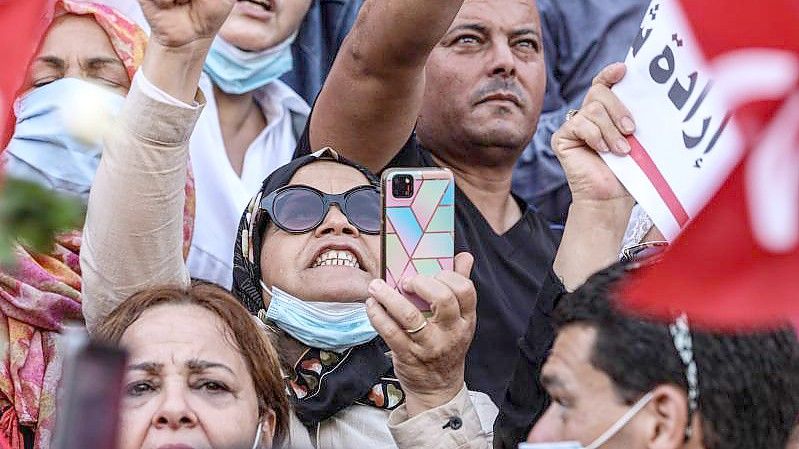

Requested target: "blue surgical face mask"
[
  {"left": 204, "top": 34, "right": 296, "bottom": 95},
  {"left": 519, "top": 392, "right": 654, "bottom": 449},
  {"left": 260, "top": 281, "right": 378, "bottom": 351},
  {"left": 2, "top": 78, "right": 125, "bottom": 201}
]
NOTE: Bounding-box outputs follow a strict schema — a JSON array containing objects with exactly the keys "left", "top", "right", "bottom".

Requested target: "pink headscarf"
[{"left": 55, "top": 0, "right": 147, "bottom": 81}]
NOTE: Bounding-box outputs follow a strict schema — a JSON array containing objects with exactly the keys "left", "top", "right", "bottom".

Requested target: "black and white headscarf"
[{"left": 230, "top": 149, "right": 403, "bottom": 427}]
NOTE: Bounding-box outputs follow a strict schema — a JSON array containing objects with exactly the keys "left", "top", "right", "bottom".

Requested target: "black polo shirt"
[{"left": 296, "top": 133, "right": 559, "bottom": 405}]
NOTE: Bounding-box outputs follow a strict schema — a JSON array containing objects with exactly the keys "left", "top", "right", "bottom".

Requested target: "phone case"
[{"left": 381, "top": 167, "right": 455, "bottom": 311}]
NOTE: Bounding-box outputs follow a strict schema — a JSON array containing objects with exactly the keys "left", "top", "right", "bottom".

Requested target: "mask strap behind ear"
[
  {"left": 251, "top": 420, "right": 264, "bottom": 449},
  {"left": 260, "top": 280, "right": 274, "bottom": 300},
  {"left": 583, "top": 392, "right": 654, "bottom": 449}
]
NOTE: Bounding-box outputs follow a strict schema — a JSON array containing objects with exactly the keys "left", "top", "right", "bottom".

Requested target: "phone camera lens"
[{"left": 392, "top": 174, "right": 415, "bottom": 198}]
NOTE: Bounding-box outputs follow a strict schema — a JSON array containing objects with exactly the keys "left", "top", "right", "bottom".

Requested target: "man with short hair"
[
  {"left": 525, "top": 263, "right": 799, "bottom": 449},
  {"left": 297, "top": 0, "right": 636, "bottom": 404}
]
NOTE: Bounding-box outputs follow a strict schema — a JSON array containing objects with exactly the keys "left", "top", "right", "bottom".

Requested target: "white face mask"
[{"left": 520, "top": 392, "right": 654, "bottom": 449}]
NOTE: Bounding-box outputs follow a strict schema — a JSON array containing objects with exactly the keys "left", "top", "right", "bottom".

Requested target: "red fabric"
[
  {"left": 621, "top": 0, "right": 799, "bottom": 331},
  {"left": 0, "top": 408, "right": 22, "bottom": 449},
  {"left": 628, "top": 135, "right": 689, "bottom": 227},
  {"left": 0, "top": 0, "right": 55, "bottom": 149}
]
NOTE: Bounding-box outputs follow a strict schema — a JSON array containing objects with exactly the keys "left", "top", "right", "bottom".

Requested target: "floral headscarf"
[
  {"left": 55, "top": 0, "right": 147, "bottom": 81},
  {"left": 0, "top": 4, "right": 192, "bottom": 449}
]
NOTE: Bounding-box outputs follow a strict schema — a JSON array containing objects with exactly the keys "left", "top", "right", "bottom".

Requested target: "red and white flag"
[
  {"left": 0, "top": 0, "right": 54, "bottom": 149},
  {"left": 621, "top": 0, "right": 799, "bottom": 330}
]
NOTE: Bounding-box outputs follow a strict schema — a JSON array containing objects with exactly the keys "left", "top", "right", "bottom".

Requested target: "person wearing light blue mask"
[
  {"left": 218, "top": 151, "right": 500, "bottom": 445},
  {"left": 204, "top": 32, "right": 296, "bottom": 95},
  {"left": 183, "top": 0, "right": 315, "bottom": 291},
  {"left": 3, "top": 78, "right": 125, "bottom": 202},
  {"left": 1, "top": 8, "right": 136, "bottom": 203}
]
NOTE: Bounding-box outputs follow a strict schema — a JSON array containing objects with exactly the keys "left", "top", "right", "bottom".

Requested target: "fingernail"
[
  {"left": 616, "top": 138, "right": 631, "bottom": 154},
  {"left": 621, "top": 117, "right": 635, "bottom": 134},
  {"left": 365, "top": 298, "right": 375, "bottom": 307},
  {"left": 599, "top": 141, "right": 610, "bottom": 153}
]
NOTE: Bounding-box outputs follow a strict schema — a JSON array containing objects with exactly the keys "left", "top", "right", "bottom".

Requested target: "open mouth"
[
  {"left": 312, "top": 249, "right": 362, "bottom": 270},
  {"left": 240, "top": 0, "right": 274, "bottom": 11}
]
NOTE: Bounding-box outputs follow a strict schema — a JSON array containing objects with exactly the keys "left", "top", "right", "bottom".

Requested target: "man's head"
[
  {"left": 417, "top": 0, "right": 545, "bottom": 168},
  {"left": 529, "top": 264, "right": 799, "bottom": 449}
]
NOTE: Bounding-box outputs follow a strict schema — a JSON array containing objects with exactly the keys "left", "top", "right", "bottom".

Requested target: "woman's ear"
[
  {"left": 259, "top": 409, "right": 277, "bottom": 449},
  {"left": 647, "top": 385, "right": 692, "bottom": 449}
]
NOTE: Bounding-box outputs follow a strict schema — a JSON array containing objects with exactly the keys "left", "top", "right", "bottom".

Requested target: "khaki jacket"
[{"left": 80, "top": 77, "right": 497, "bottom": 449}]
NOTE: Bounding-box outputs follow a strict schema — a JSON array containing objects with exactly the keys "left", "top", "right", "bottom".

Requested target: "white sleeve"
[{"left": 134, "top": 70, "right": 201, "bottom": 109}]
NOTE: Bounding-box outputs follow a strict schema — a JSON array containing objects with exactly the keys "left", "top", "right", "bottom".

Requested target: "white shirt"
[{"left": 187, "top": 74, "right": 310, "bottom": 288}]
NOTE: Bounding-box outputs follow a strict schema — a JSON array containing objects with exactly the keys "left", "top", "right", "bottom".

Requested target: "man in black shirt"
[
  {"left": 296, "top": 0, "right": 636, "bottom": 405},
  {"left": 295, "top": 0, "right": 556, "bottom": 404}
]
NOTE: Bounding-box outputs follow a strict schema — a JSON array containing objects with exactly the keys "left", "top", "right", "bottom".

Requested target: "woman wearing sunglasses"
[{"left": 80, "top": 1, "right": 496, "bottom": 448}]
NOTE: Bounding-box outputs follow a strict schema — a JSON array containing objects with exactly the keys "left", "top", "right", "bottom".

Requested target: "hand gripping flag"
[{"left": 621, "top": 0, "right": 799, "bottom": 330}]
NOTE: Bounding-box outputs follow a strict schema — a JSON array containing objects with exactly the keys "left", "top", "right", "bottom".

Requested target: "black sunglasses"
[{"left": 259, "top": 185, "right": 381, "bottom": 234}]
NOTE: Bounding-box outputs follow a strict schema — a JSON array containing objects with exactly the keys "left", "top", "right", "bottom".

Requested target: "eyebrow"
[
  {"left": 185, "top": 359, "right": 235, "bottom": 375},
  {"left": 449, "top": 23, "right": 490, "bottom": 35},
  {"left": 34, "top": 56, "right": 66, "bottom": 70},
  {"left": 509, "top": 27, "right": 540, "bottom": 39},
  {"left": 128, "top": 362, "right": 162, "bottom": 374},
  {"left": 128, "top": 359, "right": 235, "bottom": 375},
  {"left": 83, "top": 57, "right": 125, "bottom": 71},
  {"left": 448, "top": 23, "right": 541, "bottom": 40}
]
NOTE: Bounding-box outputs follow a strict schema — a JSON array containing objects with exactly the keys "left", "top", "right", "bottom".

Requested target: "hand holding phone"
[{"left": 381, "top": 168, "right": 455, "bottom": 311}]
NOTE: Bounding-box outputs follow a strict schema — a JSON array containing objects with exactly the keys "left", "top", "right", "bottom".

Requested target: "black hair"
[{"left": 554, "top": 262, "right": 799, "bottom": 449}]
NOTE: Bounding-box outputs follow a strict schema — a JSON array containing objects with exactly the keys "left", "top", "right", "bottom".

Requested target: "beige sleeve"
[
  {"left": 80, "top": 79, "right": 205, "bottom": 333},
  {"left": 388, "top": 386, "right": 498, "bottom": 449}
]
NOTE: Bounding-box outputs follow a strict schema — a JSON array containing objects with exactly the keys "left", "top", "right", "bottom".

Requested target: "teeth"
[{"left": 312, "top": 249, "right": 360, "bottom": 269}]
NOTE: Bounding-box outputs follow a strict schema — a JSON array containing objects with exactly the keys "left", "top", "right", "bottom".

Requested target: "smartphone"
[
  {"left": 54, "top": 328, "right": 127, "bottom": 449},
  {"left": 381, "top": 167, "right": 455, "bottom": 312}
]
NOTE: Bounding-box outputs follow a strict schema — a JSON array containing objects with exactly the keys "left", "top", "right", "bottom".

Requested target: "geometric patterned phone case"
[{"left": 381, "top": 167, "right": 455, "bottom": 311}]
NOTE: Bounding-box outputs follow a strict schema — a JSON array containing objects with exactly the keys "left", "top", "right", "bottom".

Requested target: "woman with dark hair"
[{"left": 94, "top": 283, "right": 290, "bottom": 449}]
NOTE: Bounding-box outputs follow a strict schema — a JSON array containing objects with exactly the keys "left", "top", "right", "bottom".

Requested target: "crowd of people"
[{"left": 0, "top": 1, "right": 797, "bottom": 449}]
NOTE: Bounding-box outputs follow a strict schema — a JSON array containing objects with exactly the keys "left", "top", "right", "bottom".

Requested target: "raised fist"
[{"left": 139, "top": 0, "right": 235, "bottom": 48}]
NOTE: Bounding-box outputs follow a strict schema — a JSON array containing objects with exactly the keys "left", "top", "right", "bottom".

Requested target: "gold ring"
[
  {"left": 565, "top": 108, "right": 580, "bottom": 121},
  {"left": 405, "top": 320, "right": 428, "bottom": 334}
]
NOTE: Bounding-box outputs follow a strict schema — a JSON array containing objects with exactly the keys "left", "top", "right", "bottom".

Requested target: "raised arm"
[
  {"left": 80, "top": 0, "right": 234, "bottom": 331},
  {"left": 551, "top": 63, "right": 637, "bottom": 291},
  {"left": 309, "top": 0, "right": 465, "bottom": 173}
]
